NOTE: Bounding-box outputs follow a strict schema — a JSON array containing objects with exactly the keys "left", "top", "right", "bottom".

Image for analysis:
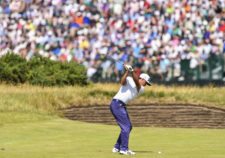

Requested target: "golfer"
[{"left": 110, "top": 64, "right": 152, "bottom": 155}]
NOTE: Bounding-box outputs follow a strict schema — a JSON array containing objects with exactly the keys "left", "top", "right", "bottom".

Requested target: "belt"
[{"left": 112, "top": 99, "right": 126, "bottom": 106}]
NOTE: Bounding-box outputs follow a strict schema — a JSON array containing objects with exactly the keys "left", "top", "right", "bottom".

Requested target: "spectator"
[{"left": 0, "top": 0, "right": 224, "bottom": 82}]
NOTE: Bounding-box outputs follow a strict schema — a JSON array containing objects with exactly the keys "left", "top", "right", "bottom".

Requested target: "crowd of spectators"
[{"left": 0, "top": 0, "right": 225, "bottom": 82}]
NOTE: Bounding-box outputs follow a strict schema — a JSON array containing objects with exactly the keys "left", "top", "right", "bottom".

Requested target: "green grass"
[{"left": 0, "top": 119, "right": 225, "bottom": 158}]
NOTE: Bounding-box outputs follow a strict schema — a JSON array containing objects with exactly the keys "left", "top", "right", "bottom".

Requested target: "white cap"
[{"left": 139, "top": 73, "right": 152, "bottom": 86}]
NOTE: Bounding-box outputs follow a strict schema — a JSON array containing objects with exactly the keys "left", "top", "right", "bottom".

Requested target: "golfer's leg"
[
  {"left": 114, "top": 107, "right": 132, "bottom": 151},
  {"left": 110, "top": 100, "right": 122, "bottom": 149},
  {"left": 125, "top": 111, "right": 132, "bottom": 149},
  {"left": 126, "top": 109, "right": 133, "bottom": 132},
  {"left": 114, "top": 133, "right": 121, "bottom": 149}
]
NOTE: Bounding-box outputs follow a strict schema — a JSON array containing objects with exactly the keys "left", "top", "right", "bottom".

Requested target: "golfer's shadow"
[{"left": 134, "top": 150, "right": 154, "bottom": 153}]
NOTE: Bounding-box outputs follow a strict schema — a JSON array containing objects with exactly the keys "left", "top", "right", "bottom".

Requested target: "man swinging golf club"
[{"left": 110, "top": 64, "right": 152, "bottom": 155}]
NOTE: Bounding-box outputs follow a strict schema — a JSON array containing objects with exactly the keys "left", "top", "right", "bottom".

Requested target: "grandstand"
[{"left": 0, "top": 0, "right": 224, "bottom": 83}]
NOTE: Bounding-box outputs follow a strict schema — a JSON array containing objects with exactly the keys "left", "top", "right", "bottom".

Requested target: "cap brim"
[{"left": 146, "top": 81, "right": 152, "bottom": 86}]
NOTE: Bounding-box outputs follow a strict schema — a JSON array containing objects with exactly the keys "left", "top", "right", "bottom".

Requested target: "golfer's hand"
[{"left": 123, "top": 64, "right": 134, "bottom": 72}]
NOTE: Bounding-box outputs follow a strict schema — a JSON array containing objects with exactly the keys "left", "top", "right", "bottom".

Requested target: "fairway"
[{"left": 0, "top": 119, "right": 225, "bottom": 158}]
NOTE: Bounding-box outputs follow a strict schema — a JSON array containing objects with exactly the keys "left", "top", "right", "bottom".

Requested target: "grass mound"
[{"left": 0, "top": 83, "right": 225, "bottom": 124}]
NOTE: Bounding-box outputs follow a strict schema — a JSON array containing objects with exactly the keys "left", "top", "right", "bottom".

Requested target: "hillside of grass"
[{"left": 0, "top": 83, "right": 225, "bottom": 124}]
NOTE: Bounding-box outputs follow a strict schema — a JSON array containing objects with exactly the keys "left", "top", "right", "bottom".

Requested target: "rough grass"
[
  {"left": 0, "top": 83, "right": 225, "bottom": 124},
  {"left": 0, "top": 119, "right": 225, "bottom": 158}
]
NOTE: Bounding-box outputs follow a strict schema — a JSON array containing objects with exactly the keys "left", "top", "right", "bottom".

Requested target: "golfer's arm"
[
  {"left": 132, "top": 71, "right": 141, "bottom": 91},
  {"left": 120, "top": 71, "right": 129, "bottom": 85}
]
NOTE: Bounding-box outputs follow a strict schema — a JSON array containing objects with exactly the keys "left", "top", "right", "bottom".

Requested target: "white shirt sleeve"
[{"left": 113, "top": 76, "right": 145, "bottom": 104}]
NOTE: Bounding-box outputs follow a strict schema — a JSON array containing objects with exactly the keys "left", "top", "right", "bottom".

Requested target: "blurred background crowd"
[{"left": 0, "top": 0, "right": 225, "bottom": 82}]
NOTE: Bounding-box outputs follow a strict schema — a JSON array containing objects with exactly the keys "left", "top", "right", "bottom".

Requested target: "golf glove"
[{"left": 124, "top": 64, "right": 134, "bottom": 72}]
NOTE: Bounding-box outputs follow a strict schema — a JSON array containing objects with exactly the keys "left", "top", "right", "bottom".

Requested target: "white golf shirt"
[{"left": 113, "top": 76, "right": 144, "bottom": 104}]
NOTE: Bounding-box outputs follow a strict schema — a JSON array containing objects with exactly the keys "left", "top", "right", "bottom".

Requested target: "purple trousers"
[{"left": 110, "top": 99, "right": 132, "bottom": 151}]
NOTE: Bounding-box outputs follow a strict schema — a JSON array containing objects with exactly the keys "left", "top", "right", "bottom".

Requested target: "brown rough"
[{"left": 62, "top": 104, "right": 225, "bottom": 128}]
